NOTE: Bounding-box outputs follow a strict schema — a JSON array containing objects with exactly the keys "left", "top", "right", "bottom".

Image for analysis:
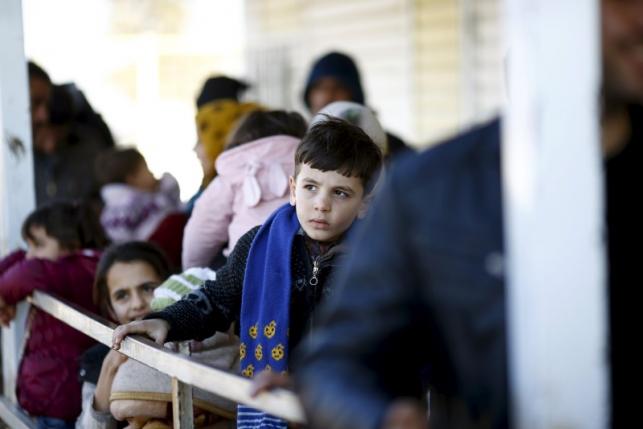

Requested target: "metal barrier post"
[{"left": 172, "top": 342, "right": 194, "bottom": 428}]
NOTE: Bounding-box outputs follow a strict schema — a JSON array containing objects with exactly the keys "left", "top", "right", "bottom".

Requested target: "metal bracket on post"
[{"left": 172, "top": 342, "right": 194, "bottom": 428}]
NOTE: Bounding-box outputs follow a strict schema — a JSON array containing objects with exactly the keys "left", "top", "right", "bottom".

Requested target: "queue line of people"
[{"left": 2, "top": 2, "right": 641, "bottom": 426}]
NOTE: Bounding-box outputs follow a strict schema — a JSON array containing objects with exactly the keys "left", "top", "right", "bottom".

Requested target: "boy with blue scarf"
[{"left": 112, "top": 118, "right": 383, "bottom": 428}]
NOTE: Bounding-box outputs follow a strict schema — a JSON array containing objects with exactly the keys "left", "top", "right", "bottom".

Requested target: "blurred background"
[{"left": 23, "top": 0, "right": 503, "bottom": 200}]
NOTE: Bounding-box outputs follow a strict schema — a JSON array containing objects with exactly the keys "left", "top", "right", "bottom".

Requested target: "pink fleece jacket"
[{"left": 182, "top": 135, "right": 300, "bottom": 269}]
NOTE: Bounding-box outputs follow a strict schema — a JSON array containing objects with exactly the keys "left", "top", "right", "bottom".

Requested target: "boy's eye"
[
  {"left": 303, "top": 184, "right": 317, "bottom": 191},
  {"left": 334, "top": 190, "right": 350, "bottom": 198}
]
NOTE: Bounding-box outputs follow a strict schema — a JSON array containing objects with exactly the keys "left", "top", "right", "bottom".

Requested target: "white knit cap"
[{"left": 310, "top": 101, "right": 388, "bottom": 154}]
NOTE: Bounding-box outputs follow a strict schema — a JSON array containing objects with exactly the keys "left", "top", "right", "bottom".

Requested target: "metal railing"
[{"left": 0, "top": 291, "right": 306, "bottom": 428}]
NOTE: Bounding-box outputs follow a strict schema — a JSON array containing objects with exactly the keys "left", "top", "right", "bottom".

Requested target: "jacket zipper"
[{"left": 309, "top": 257, "right": 320, "bottom": 286}]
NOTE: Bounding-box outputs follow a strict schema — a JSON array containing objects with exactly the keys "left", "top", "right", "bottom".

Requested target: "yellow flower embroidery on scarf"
[
  {"left": 242, "top": 364, "right": 255, "bottom": 378},
  {"left": 271, "top": 344, "right": 285, "bottom": 361},
  {"left": 249, "top": 324, "right": 258, "bottom": 339},
  {"left": 264, "top": 321, "right": 277, "bottom": 339}
]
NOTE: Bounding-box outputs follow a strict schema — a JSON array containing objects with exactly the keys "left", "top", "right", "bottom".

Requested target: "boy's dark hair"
[
  {"left": 226, "top": 110, "right": 307, "bottom": 150},
  {"left": 22, "top": 201, "right": 109, "bottom": 251},
  {"left": 295, "top": 117, "right": 382, "bottom": 193},
  {"left": 95, "top": 147, "right": 145, "bottom": 185},
  {"left": 28, "top": 61, "right": 51, "bottom": 84},
  {"left": 93, "top": 241, "right": 171, "bottom": 319}
]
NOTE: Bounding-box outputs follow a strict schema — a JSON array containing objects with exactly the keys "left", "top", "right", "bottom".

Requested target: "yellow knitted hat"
[{"left": 196, "top": 100, "right": 262, "bottom": 184}]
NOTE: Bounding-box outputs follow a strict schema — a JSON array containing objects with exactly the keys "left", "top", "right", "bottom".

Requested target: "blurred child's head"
[
  {"left": 93, "top": 241, "right": 170, "bottom": 324},
  {"left": 289, "top": 118, "right": 382, "bottom": 243},
  {"left": 22, "top": 201, "right": 108, "bottom": 260},
  {"left": 225, "top": 110, "right": 307, "bottom": 151},
  {"left": 96, "top": 147, "right": 157, "bottom": 192}
]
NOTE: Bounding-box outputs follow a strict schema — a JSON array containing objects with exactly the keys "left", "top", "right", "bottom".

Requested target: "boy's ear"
[{"left": 288, "top": 176, "right": 297, "bottom": 206}]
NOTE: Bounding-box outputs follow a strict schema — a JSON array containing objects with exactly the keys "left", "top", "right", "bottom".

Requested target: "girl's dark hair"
[
  {"left": 21, "top": 201, "right": 109, "bottom": 251},
  {"left": 295, "top": 117, "right": 383, "bottom": 193},
  {"left": 49, "top": 85, "right": 74, "bottom": 125},
  {"left": 95, "top": 147, "right": 145, "bottom": 185},
  {"left": 93, "top": 241, "right": 171, "bottom": 318},
  {"left": 226, "top": 110, "right": 307, "bottom": 150}
]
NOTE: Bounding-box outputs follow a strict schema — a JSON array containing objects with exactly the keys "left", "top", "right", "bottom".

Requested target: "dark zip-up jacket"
[{"left": 150, "top": 226, "right": 343, "bottom": 360}]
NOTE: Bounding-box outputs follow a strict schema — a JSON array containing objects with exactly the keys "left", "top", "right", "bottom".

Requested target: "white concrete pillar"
[
  {"left": 502, "top": 1, "right": 607, "bottom": 428},
  {"left": 0, "top": 0, "right": 35, "bottom": 402}
]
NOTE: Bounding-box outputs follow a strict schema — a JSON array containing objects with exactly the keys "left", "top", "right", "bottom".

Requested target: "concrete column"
[
  {"left": 502, "top": 0, "right": 607, "bottom": 427},
  {"left": 0, "top": 0, "right": 35, "bottom": 402}
]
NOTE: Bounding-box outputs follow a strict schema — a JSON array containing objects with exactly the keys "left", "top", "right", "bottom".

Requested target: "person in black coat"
[
  {"left": 295, "top": 119, "right": 506, "bottom": 429},
  {"left": 295, "top": 2, "right": 643, "bottom": 428}
]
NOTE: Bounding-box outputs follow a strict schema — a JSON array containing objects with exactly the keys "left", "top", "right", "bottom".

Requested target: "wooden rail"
[{"left": 0, "top": 291, "right": 306, "bottom": 427}]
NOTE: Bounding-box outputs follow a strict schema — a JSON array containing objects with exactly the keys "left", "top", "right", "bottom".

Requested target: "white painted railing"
[{"left": 0, "top": 290, "right": 306, "bottom": 428}]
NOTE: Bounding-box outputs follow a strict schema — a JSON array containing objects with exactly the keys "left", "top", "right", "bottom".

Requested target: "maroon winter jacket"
[{"left": 0, "top": 250, "right": 99, "bottom": 420}]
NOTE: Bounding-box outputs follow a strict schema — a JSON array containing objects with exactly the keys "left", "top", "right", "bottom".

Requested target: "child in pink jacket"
[{"left": 182, "top": 110, "right": 307, "bottom": 269}]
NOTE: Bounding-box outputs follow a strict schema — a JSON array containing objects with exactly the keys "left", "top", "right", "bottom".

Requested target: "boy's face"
[
  {"left": 289, "top": 163, "right": 366, "bottom": 243},
  {"left": 25, "top": 226, "right": 65, "bottom": 261}
]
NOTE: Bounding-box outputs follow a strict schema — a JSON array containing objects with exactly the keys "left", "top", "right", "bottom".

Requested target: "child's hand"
[
  {"left": 112, "top": 319, "right": 170, "bottom": 350},
  {"left": 381, "top": 399, "right": 428, "bottom": 429},
  {"left": 249, "top": 370, "right": 293, "bottom": 397},
  {"left": 103, "top": 348, "right": 129, "bottom": 370},
  {"left": 93, "top": 349, "right": 128, "bottom": 412}
]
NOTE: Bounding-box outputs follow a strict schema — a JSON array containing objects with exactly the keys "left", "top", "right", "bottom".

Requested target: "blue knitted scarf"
[{"left": 238, "top": 204, "right": 299, "bottom": 429}]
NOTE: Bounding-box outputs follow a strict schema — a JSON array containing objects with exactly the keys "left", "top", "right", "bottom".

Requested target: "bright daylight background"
[{"left": 23, "top": 0, "right": 246, "bottom": 200}]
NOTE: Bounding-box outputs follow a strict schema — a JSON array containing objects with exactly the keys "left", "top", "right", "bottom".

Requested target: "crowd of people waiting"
[
  {"left": 1, "top": 50, "right": 405, "bottom": 429},
  {"left": 1, "top": 1, "right": 641, "bottom": 427}
]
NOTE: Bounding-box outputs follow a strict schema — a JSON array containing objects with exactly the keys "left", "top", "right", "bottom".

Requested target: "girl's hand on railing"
[{"left": 112, "top": 318, "right": 170, "bottom": 350}]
